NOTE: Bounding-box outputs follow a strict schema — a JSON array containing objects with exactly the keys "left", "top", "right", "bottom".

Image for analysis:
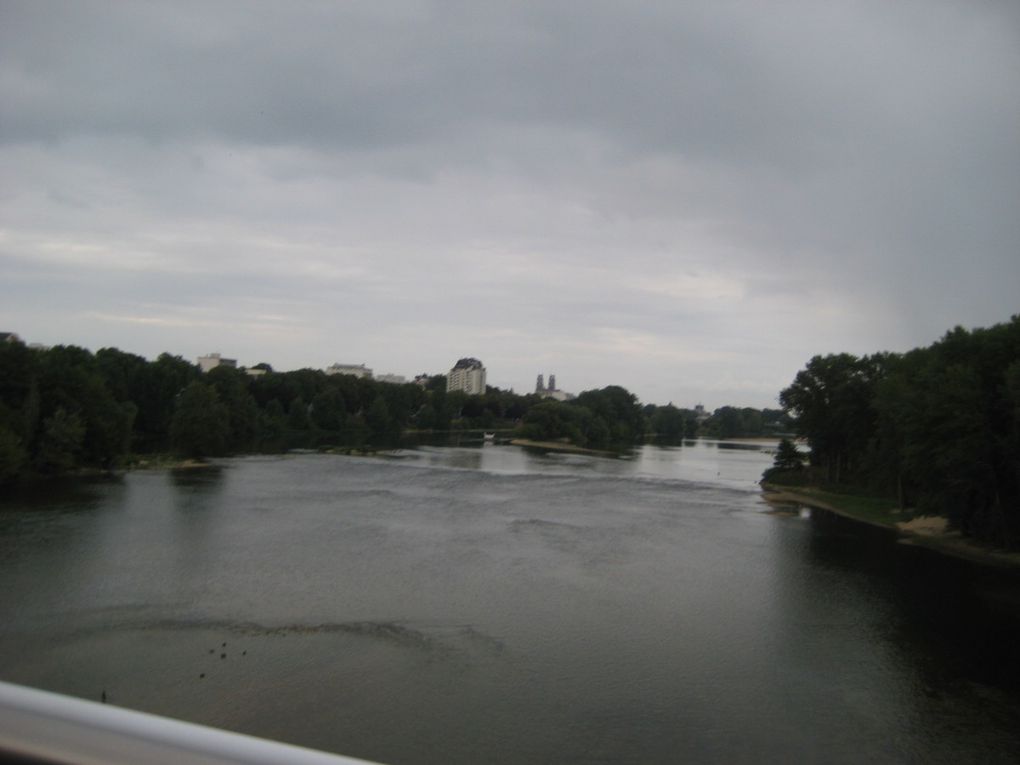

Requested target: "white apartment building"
[
  {"left": 325, "top": 363, "right": 373, "bottom": 379},
  {"left": 446, "top": 358, "right": 487, "bottom": 395},
  {"left": 198, "top": 353, "right": 237, "bottom": 373}
]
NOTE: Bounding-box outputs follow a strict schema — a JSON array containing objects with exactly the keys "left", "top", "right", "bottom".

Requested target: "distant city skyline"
[
  {"left": 0, "top": 317, "right": 1009, "bottom": 412},
  {"left": 2, "top": 3, "right": 1017, "bottom": 411}
]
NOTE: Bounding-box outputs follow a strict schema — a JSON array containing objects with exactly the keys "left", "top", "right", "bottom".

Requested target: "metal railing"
[{"left": 0, "top": 680, "right": 381, "bottom": 765}]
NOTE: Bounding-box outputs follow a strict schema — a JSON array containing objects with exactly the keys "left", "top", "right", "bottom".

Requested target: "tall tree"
[{"left": 169, "top": 382, "right": 230, "bottom": 459}]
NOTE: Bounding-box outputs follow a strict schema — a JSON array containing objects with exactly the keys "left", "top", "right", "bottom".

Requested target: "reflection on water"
[
  {"left": 169, "top": 464, "right": 226, "bottom": 489},
  {"left": 0, "top": 443, "right": 1018, "bottom": 764}
]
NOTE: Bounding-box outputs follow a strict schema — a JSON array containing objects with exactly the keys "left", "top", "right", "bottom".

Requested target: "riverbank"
[
  {"left": 126, "top": 454, "right": 219, "bottom": 471},
  {"left": 509, "top": 438, "right": 617, "bottom": 457},
  {"left": 761, "top": 482, "right": 1020, "bottom": 570}
]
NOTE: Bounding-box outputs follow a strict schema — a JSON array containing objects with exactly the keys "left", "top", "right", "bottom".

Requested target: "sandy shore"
[
  {"left": 761, "top": 485, "right": 1020, "bottom": 570},
  {"left": 896, "top": 515, "right": 948, "bottom": 535}
]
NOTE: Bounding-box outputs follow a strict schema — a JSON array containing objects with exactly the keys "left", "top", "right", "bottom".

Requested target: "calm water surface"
[{"left": 1, "top": 441, "right": 1019, "bottom": 763}]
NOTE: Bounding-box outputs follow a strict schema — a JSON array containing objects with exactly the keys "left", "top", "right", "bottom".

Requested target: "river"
[{"left": 1, "top": 441, "right": 1019, "bottom": 763}]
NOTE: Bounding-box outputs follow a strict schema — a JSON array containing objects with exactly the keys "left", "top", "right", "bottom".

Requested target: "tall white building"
[
  {"left": 446, "top": 358, "right": 487, "bottom": 395},
  {"left": 325, "top": 363, "right": 373, "bottom": 379}
]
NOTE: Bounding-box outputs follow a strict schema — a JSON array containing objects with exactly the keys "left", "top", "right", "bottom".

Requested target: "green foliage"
[
  {"left": 773, "top": 438, "right": 805, "bottom": 471},
  {"left": 0, "top": 334, "right": 899, "bottom": 492},
  {"left": 366, "top": 396, "right": 398, "bottom": 441},
  {"left": 206, "top": 366, "right": 259, "bottom": 451},
  {"left": 520, "top": 401, "right": 589, "bottom": 444},
  {"left": 702, "top": 406, "right": 790, "bottom": 439},
  {"left": 169, "top": 382, "right": 230, "bottom": 459},
  {"left": 287, "top": 397, "right": 311, "bottom": 430},
  {"left": 780, "top": 353, "right": 884, "bottom": 482},
  {"left": 649, "top": 405, "right": 686, "bottom": 441},
  {"left": 0, "top": 425, "right": 27, "bottom": 483},
  {"left": 573, "top": 386, "right": 645, "bottom": 444},
  {"left": 778, "top": 316, "right": 1020, "bottom": 548},
  {"left": 706, "top": 406, "right": 744, "bottom": 439},
  {"left": 258, "top": 399, "right": 287, "bottom": 452},
  {"left": 311, "top": 387, "right": 347, "bottom": 432},
  {"left": 131, "top": 353, "right": 200, "bottom": 450},
  {"left": 415, "top": 403, "right": 437, "bottom": 430},
  {"left": 36, "top": 408, "right": 86, "bottom": 473},
  {"left": 520, "top": 386, "right": 645, "bottom": 449}
]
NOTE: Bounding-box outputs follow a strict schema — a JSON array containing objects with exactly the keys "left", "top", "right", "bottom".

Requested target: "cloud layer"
[{"left": 2, "top": 1, "right": 1018, "bottom": 407}]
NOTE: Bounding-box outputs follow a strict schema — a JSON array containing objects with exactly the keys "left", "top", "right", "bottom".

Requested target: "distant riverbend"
[{"left": 2, "top": 442, "right": 1019, "bottom": 764}]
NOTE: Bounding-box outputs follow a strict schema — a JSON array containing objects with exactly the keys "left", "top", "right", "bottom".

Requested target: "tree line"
[
  {"left": 0, "top": 340, "right": 787, "bottom": 483},
  {"left": 770, "top": 315, "right": 1020, "bottom": 548}
]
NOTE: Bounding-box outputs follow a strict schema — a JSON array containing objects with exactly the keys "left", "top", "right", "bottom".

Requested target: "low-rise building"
[
  {"left": 447, "top": 358, "right": 486, "bottom": 395},
  {"left": 244, "top": 363, "right": 273, "bottom": 378},
  {"left": 198, "top": 353, "right": 237, "bottom": 373},
  {"left": 376, "top": 373, "right": 407, "bottom": 385},
  {"left": 325, "top": 363, "right": 373, "bottom": 379}
]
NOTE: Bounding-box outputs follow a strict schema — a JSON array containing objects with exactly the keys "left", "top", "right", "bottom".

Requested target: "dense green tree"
[
  {"left": 33, "top": 346, "right": 135, "bottom": 467},
  {"left": 287, "top": 397, "right": 311, "bottom": 430},
  {"left": 773, "top": 438, "right": 805, "bottom": 471},
  {"left": 169, "top": 382, "right": 230, "bottom": 459},
  {"left": 132, "top": 354, "right": 199, "bottom": 449},
  {"left": 96, "top": 347, "right": 149, "bottom": 403},
  {"left": 707, "top": 406, "right": 744, "bottom": 439},
  {"left": 366, "top": 396, "right": 399, "bottom": 440},
  {"left": 311, "top": 387, "right": 347, "bottom": 432},
  {"left": 649, "top": 405, "right": 685, "bottom": 441},
  {"left": 584, "top": 415, "right": 612, "bottom": 448},
  {"left": 425, "top": 375, "right": 446, "bottom": 392},
  {"left": 780, "top": 353, "right": 884, "bottom": 482},
  {"left": 415, "top": 403, "right": 437, "bottom": 430},
  {"left": 206, "top": 366, "right": 259, "bottom": 451},
  {"left": 0, "top": 340, "right": 37, "bottom": 415},
  {"left": 257, "top": 399, "right": 287, "bottom": 452},
  {"left": 0, "top": 425, "right": 27, "bottom": 483},
  {"left": 778, "top": 316, "right": 1020, "bottom": 547},
  {"left": 574, "top": 386, "right": 645, "bottom": 443},
  {"left": 520, "top": 401, "right": 588, "bottom": 444},
  {"left": 36, "top": 408, "right": 86, "bottom": 473}
]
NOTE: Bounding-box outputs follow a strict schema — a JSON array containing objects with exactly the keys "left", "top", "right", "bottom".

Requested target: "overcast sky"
[{"left": 2, "top": 1, "right": 1018, "bottom": 408}]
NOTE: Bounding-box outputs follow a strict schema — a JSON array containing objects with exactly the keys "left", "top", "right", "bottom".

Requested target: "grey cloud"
[{"left": 1, "top": 1, "right": 1017, "bottom": 407}]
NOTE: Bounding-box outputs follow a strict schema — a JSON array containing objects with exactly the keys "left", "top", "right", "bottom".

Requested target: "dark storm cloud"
[{"left": 1, "top": 1, "right": 1017, "bottom": 406}]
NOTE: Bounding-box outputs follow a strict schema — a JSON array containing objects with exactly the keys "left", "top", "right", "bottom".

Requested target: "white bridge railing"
[{"left": 0, "top": 680, "right": 381, "bottom": 765}]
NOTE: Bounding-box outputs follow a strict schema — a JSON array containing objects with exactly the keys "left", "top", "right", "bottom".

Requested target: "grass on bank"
[{"left": 761, "top": 482, "right": 901, "bottom": 528}]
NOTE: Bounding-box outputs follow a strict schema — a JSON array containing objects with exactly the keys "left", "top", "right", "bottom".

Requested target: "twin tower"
[{"left": 535, "top": 374, "right": 558, "bottom": 393}]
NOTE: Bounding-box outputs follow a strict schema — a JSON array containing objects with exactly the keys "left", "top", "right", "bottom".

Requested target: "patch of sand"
[{"left": 896, "top": 515, "right": 948, "bottom": 536}]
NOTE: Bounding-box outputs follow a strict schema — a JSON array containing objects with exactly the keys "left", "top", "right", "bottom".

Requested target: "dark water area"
[{"left": 1, "top": 442, "right": 1019, "bottom": 764}]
